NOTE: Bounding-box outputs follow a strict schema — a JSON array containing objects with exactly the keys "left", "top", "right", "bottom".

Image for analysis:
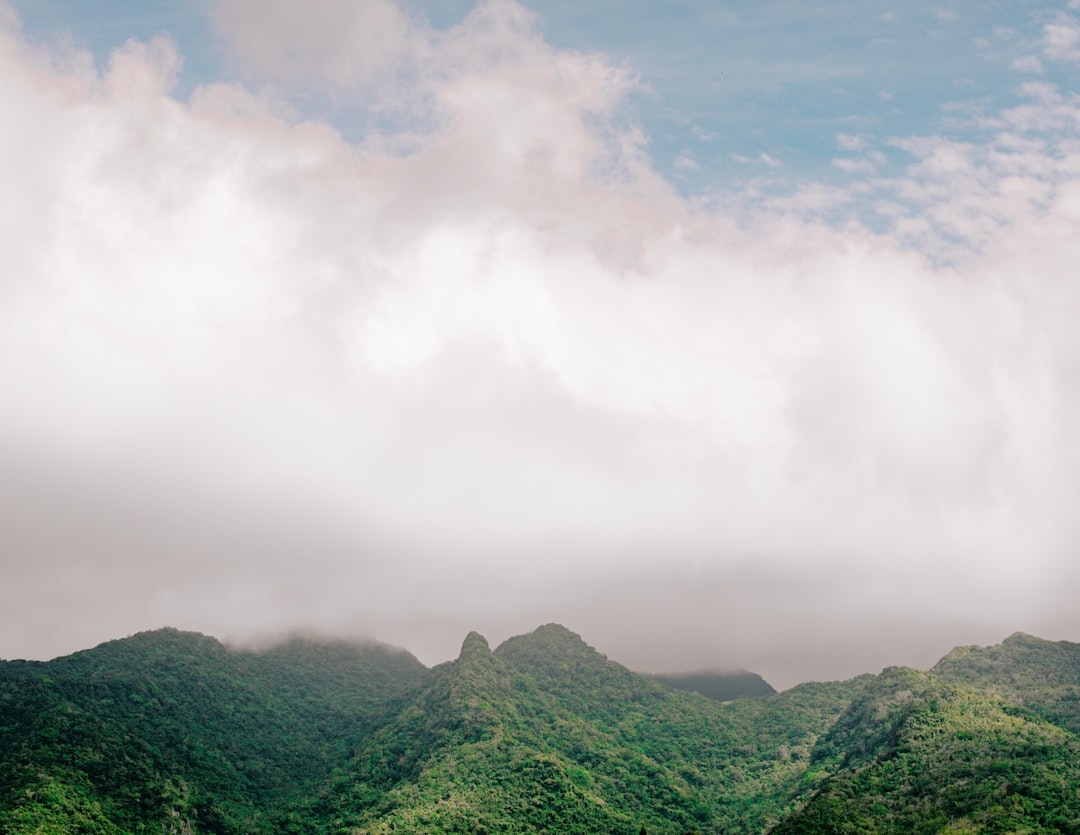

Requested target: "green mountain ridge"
[{"left": 2, "top": 625, "right": 1079, "bottom": 834}]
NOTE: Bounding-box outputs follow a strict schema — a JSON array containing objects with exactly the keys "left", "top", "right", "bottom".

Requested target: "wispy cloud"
[
  {"left": 1011, "top": 54, "right": 1044, "bottom": 74},
  {"left": 835, "top": 132, "right": 867, "bottom": 151},
  {"left": 831, "top": 157, "right": 876, "bottom": 174},
  {"left": 1043, "top": 14, "right": 1080, "bottom": 63},
  {"left": 734, "top": 151, "right": 784, "bottom": 168},
  {"left": 673, "top": 150, "right": 699, "bottom": 171}
]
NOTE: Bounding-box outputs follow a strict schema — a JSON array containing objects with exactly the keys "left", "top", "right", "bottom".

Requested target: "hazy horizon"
[{"left": 3, "top": 0, "right": 1080, "bottom": 692}]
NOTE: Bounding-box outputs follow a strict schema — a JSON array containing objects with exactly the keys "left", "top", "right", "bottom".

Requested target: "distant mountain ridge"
[
  {"left": 2, "top": 625, "right": 1079, "bottom": 833},
  {"left": 651, "top": 670, "right": 776, "bottom": 702}
]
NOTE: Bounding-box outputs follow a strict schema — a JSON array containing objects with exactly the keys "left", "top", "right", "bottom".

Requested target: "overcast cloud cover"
[{"left": 3, "top": 0, "right": 1080, "bottom": 688}]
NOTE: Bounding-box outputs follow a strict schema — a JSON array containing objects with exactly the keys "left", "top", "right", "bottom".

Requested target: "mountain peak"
[
  {"left": 494, "top": 623, "right": 616, "bottom": 686},
  {"left": 514, "top": 623, "right": 591, "bottom": 652},
  {"left": 459, "top": 631, "right": 491, "bottom": 659},
  {"left": 57, "top": 627, "right": 226, "bottom": 670},
  {"left": 933, "top": 632, "right": 1080, "bottom": 694},
  {"left": 533, "top": 622, "right": 583, "bottom": 639},
  {"left": 1003, "top": 631, "right": 1040, "bottom": 645}
]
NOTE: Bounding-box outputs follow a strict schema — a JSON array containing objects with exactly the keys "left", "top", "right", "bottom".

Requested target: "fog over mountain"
[{"left": 3, "top": 0, "right": 1080, "bottom": 689}]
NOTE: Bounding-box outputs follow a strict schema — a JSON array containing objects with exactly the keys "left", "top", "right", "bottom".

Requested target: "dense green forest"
[{"left": 2, "top": 625, "right": 1079, "bottom": 834}]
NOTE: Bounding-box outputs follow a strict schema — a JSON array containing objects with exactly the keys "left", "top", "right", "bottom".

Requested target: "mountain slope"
[
  {"left": 933, "top": 631, "right": 1080, "bottom": 736},
  {"left": 3, "top": 626, "right": 1080, "bottom": 834},
  {"left": 312, "top": 624, "right": 859, "bottom": 835},
  {"left": 772, "top": 665, "right": 1080, "bottom": 834},
  {"left": 652, "top": 670, "right": 776, "bottom": 702},
  {"left": 0, "top": 628, "right": 425, "bottom": 834}
]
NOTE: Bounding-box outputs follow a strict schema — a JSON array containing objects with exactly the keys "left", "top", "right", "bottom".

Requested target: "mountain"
[
  {"left": 310, "top": 624, "right": 853, "bottom": 834},
  {"left": 0, "top": 628, "right": 425, "bottom": 834},
  {"left": 773, "top": 666, "right": 1080, "bottom": 834},
  {"left": 651, "top": 670, "right": 776, "bottom": 702},
  {"left": 1, "top": 626, "right": 1079, "bottom": 834},
  {"left": 933, "top": 631, "right": 1080, "bottom": 736}
]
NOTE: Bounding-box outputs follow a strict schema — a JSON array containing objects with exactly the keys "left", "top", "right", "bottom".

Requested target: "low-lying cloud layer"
[{"left": 2, "top": 0, "right": 1080, "bottom": 687}]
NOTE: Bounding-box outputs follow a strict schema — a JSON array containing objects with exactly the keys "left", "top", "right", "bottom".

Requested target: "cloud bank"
[{"left": 2, "top": 0, "right": 1080, "bottom": 687}]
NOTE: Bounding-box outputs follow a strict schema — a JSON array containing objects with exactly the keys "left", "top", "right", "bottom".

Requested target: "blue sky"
[
  {"left": 15, "top": 0, "right": 1079, "bottom": 191},
  {"left": 3, "top": 0, "right": 1080, "bottom": 685}
]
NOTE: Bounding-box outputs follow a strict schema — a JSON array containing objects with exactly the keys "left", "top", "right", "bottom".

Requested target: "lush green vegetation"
[
  {"left": 0, "top": 628, "right": 425, "bottom": 834},
  {"left": 774, "top": 667, "right": 1080, "bottom": 834},
  {"left": 2, "top": 625, "right": 1080, "bottom": 833},
  {"left": 309, "top": 626, "right": 857, "bottom": 834},
  {"left": 933, "top": 632, "right": 1080, "bottom": 737}
]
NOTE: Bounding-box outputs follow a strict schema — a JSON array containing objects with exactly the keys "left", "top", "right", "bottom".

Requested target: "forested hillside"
[
  {"left": 0, "top": 629, "right": 426, "bottom": 834},
  {"left": 2, "top": 626, "right": 1079, "bottom": 833}
]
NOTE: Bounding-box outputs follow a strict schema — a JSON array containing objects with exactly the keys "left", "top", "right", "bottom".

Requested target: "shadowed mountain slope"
[{"left": 652, "top": 670, "right": 776, "bottom": 702}]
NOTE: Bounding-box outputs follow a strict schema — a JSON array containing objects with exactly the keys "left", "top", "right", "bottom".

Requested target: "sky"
[{"left": 2, "top": 0, "right": 1080, "bottom": 689}]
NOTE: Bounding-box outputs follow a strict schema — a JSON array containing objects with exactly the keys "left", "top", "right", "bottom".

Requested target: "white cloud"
[
  {"left": 732, "top": 151, "right": 784, "bottom": 169},
  {"left": 1011, "top": 55, "right": 1044, "bottom": 74},
  {"left": 691, "top": 124, "right": 720, "bottom": 142},
  {"left": 3, "top": 0, "right": 1080, "bottom": 680},
  {"left": 1044, "top": 14, "right": 1080, "bottom": 64},
  {"left": 835, "top": 132, "right": 866, "bottom": 151},
  {"left": 831, "top": 156, "right": 876, "bottom": 174},
  {"left": 673, "top": 151, "right": 699, "bottom": 171}
]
